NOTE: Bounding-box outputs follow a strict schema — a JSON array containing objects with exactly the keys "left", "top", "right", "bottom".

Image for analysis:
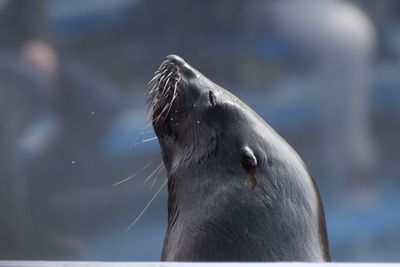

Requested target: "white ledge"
[{"left": 0, "top": 262, "right": 399, "bottom": 267}]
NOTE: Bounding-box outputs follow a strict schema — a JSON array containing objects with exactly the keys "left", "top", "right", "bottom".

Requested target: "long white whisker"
[
  {"left": 142, "top": 136, "right": 158, "bottom": 143},
  {"left": 144, "top": 163, "right": 163, "bottom": 183},
  {"left": 147, "top": 74, "right": 159, "bottom": 86},
  {"left": 125, "top": 178, "right": 168, "bottom": 232},
  {"left": 112, "top": 155, "right": 160, "bottom": 186},
  {"left": 164, "top": 82, "right": 179, "bottom": 119},
  {"left": 152, "top": 102, "right": 171, "bottom": 124},
  {"left": 163, "top": 77, "right": 171, "bottom": 91},
  {"left": 151, "top": 165, "right": 165, "bottom": 188}
]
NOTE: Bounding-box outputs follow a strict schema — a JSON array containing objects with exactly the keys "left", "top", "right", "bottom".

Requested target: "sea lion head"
[
  {"left": 148, "top": 55, "right": 262, "bottom": 180},
  {"left": 147, "top": 54, "right": 330, "bottom": 261}
]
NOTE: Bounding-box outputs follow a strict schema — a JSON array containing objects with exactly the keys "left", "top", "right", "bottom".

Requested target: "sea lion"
[{"left": 147, "top": 54, "right": 330, "bottom": 261}]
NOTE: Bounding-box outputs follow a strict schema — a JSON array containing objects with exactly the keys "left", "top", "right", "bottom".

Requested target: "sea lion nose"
[
  {"left": 165, "top": 54, "right": 197, "bottom": 78},
  {"left": 165, "top": 54, "right": 186, "bottom": 66}
]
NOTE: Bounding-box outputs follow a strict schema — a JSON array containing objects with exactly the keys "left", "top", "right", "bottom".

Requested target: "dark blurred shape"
[
  {"left": 0, "top": 0, "right": 49, "bottom": 49},
  {"left": 272, "top": 0, "right": 377, "bottom": 198},
  {"left": 0, "top": 0, "right": 53, "bottom": 259},
  {"left": 0, "top": 0, "right": 135, "bottom": 260}
]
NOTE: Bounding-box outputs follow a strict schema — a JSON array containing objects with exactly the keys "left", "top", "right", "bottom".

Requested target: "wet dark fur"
[{"left": 148, "top": 55, "right": 330, "bottom": 262}]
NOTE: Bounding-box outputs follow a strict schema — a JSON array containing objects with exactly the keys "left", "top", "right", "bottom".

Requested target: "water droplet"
[
  {"left": 170, "top": 117, "right": 174, "bottom": 121},
  {"left": 71, "top": 160, "right": 75, "bottom": 165},
  {"left": 193, "top": 104, "right": 196, "bottom": 108},
  {"left": 197, "top": 121, "right": 200, "bottom": 124},
  {"left": 91, "top": 111, "right": 95, "bottom": 115}
]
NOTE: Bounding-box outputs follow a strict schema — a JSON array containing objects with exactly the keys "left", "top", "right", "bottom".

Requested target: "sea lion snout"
[
  {"left": 165, "top": 54, "right": 185, "bottom": 65},
  {"left": 163, "top": 54, "right": 198, "bottom": 80}
]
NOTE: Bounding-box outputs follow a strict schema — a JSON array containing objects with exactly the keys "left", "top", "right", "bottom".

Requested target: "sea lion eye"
[
  {"left": 241, "top": 146, "right": 257, "bottom": 185},
  {"left": 208, "top": 90, "right": 216, "bottom": 106},
  {"left": 240, "top": 146, "right": 257, "bottom": 169}
]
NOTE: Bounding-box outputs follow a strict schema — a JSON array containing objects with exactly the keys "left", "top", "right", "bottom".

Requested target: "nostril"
[{"left": 208, "top": 90, "right": 216, "bottom": 106}]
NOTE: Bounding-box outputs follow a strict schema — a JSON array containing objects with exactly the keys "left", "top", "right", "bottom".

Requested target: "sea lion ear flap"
[{"left": 240, "top": 146, "right": 257, "bottom": 169}]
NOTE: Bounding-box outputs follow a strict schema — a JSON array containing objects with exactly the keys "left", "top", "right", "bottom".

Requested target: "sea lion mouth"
[{"left": 147, "top": 55, "right": 185, "bottom": 126}]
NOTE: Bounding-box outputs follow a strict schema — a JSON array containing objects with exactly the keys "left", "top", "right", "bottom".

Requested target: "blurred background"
[{"left": 0, "top": 0, "right": 399, "bottom": 262}]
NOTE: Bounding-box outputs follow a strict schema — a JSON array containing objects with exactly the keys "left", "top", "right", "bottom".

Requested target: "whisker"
[
  {"left": 142, "top": 119, "right": 154, "bottom": 131},
  {"left": 164, "top": 81, "right": 179, "bottom": 119},
  {"left": 130, "top": 127, "right": 147, "bottom": 150},
  {"left": 163, "top": 77, "right": 171, "bottom": 91},
  {"left": 152, "top": 102, "right": 171, "bottom": 124},
  {"left": 164, "top": 71, "right": 173, "bottom": 80},
  {"left": 160, "top": 71, "right": 171, "bottom": 83},
  {"left": 142, "top": 136, "right": 158, "bottom": 143},
  {"left": 158, "top": 68, "right": 169, "bottom": 76},
  {"left": 130, "top": 125, "right": 156, "bottom": 149},
  {"left": 139, "top": 129, "right": 155, "bottom": 135},
  {"left": 125, "top": 178, "right": 168, "bottom": 232},
  {"left": 144, "top": 163, "right": 164, "bottom": 183},
  {"left": 154, "top": 66, "right": 166, "bottom": 75},
  {"left": 146, "top": 62, "right": 180, "bottom": 127},
  {"left": 147, "top": 74, "right": 159, "bottom": 86},
  {"left": 151, "top": 164, "right": 165, "bottom": 188},
  {"left": 158, "top": 89, "right": 171, "bottom": 104},
  {"left": 112, "top": 155, "right": 160, "bottom": 186}
]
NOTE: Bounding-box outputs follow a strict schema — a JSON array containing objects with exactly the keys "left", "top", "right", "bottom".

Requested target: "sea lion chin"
[{"left": 147, "top": 54, "right": 330, "bottom": 262}]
